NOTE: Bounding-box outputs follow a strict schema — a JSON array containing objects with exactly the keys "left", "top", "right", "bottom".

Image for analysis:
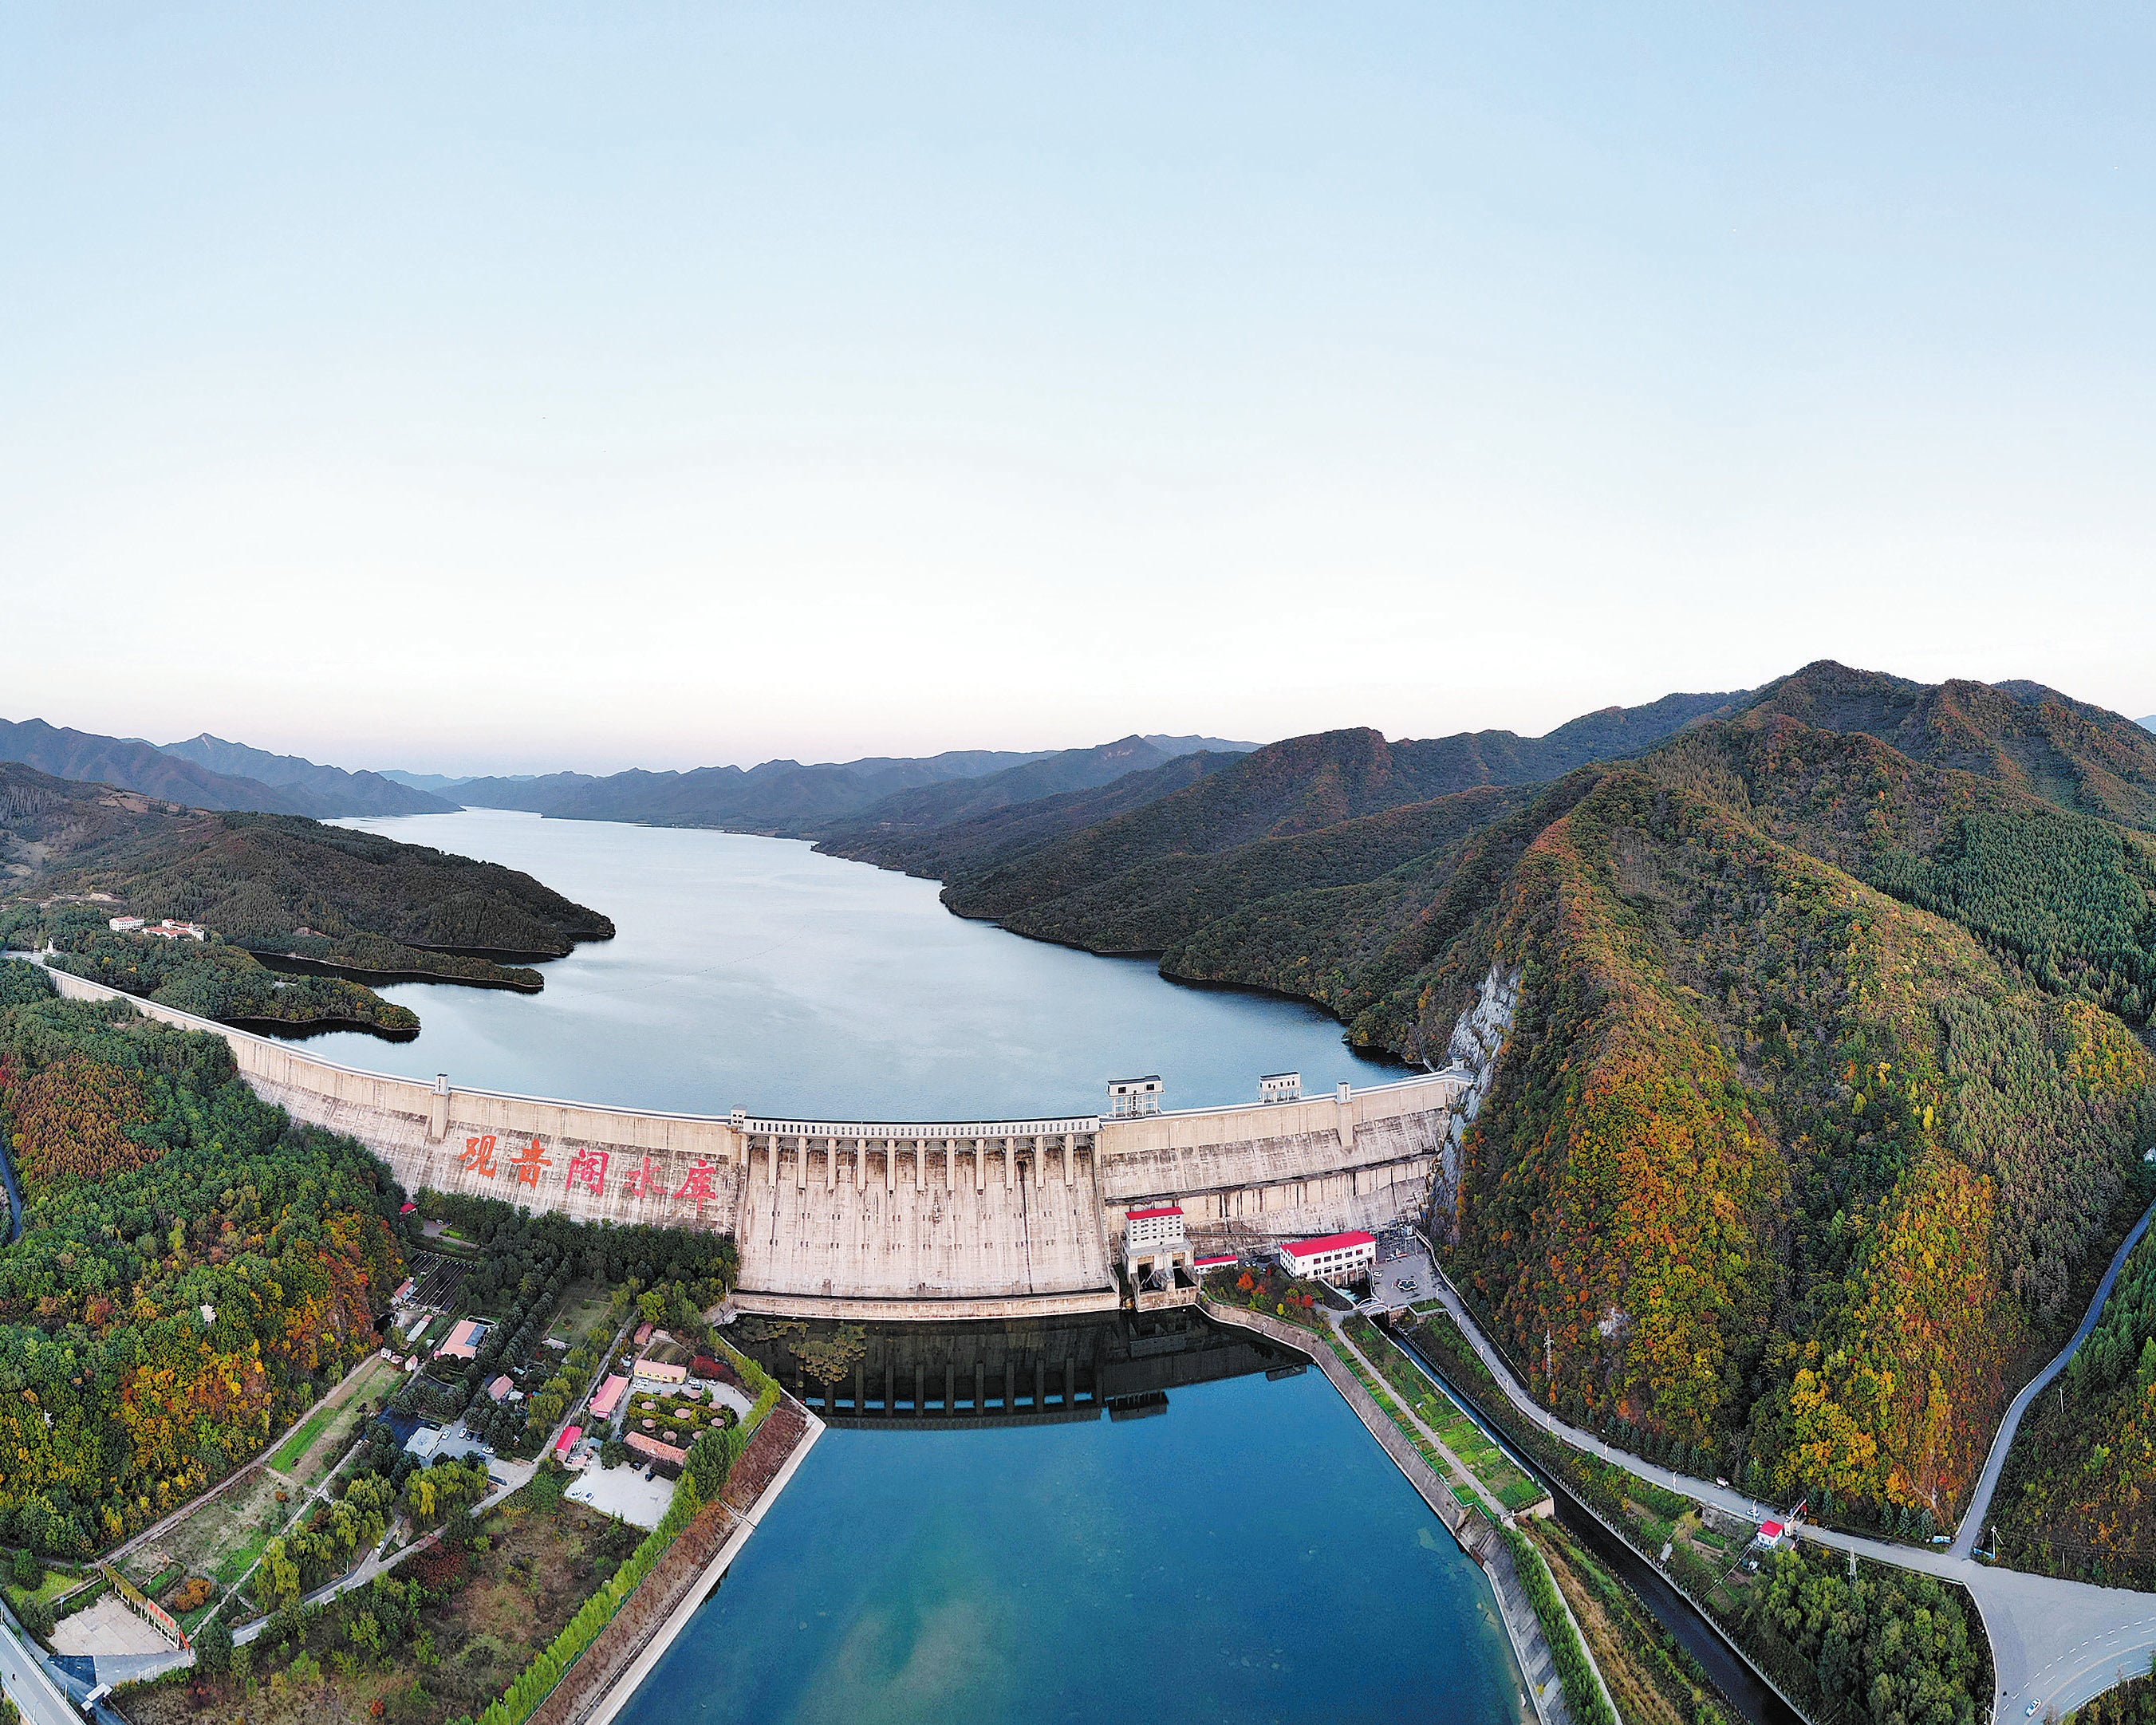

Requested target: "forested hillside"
[
  {"left": 0, "top": 967, "right": 407, "bottom": 1553},
  {"left": 818, "top": 748, "right": 1235, "bottom": 880},
  {"left": 1435, "top": 769, "right": 2150, "bottom": 1518},
  {"left": 847, "top": 662, "right": 2156, "bottom": 1537},
  {"left": 451, "top": 735, "right": 1251, "bottom": 834},
  {"left": 3, "top": 764, "right": 610, "bottom": 979},
  {"left": 891, "top": 688, "right": 1747, "bottom": 929},
  {"left": 1740, "top": 663, "right": 2156, "bottom": 832},
  {"left": 0, "top": 717, "right": 452, "bottom": 818},
  {"left": 453, "top": 746, "right": 1054, "bottom": 829},
  {"left": 45, "top": 923, "right": 420, "bottom": 1038},
  {"left": 820, "top": 734, "right": 1188, "bottom": 841},
  {"left": 1, "top": 763, "right": 615, "bottom": 1034}
]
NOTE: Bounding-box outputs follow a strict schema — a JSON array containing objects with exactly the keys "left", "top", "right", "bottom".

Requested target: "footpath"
[{"left": 1200, "top": 1295, "right": 1591, "bottom": 1725}]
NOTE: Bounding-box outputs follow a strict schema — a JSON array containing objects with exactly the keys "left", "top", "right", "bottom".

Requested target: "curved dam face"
[{"left": 31, "top": 962, "right": 1469, "bottom": 1320}]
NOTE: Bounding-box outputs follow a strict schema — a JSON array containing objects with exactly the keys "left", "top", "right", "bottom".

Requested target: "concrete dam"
[{"left": 32, "top": 960, "right": 1487, "bottom": 1320}]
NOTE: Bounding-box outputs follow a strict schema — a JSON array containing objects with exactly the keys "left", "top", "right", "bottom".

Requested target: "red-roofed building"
[
  {"left": 554, "top": 1424, "right": 582, "bottom": 1459},
  {"left": 1125, "top": 1205, "right": 1185, "bottom": 1250},
  {"left": 1122, "top": 1203, "right": 1192, "bottom": 1294},
  {"left": 1193, "top": 1254, "right": 1236, "bottom": 1274},
  {"left": 626, "top": 1430, "right": 688, "bottom": 1471},
  {"left": 589, "top": 1373, "right": 629, "bottom": 1421},
  {"left": 1278, "top": 1231, "right": 1377, "bottom": 1286},
  {"left": 436, "top": 1317, "right": 491, "bottom": 1361}
]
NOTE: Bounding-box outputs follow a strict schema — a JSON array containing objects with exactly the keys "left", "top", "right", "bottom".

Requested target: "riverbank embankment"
[
  {"left": 1200, "top": 1297, "right": 1572, "bottom": 1725},
  {"left": 537, "top": 1398, "right": 824, "bottom": 1725}
]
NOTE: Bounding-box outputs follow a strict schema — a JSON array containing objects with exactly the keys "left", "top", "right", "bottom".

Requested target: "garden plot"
[
  {"left": 274, "top": 1355, "right": 404, "bottom": 1491},
  {"left": 621, "top": 1386, "right": 736, "bottom": 1449},
  {"left": 116, "top": 1466, "right": 295, "bottom": 1604},
  {"left": 403, "top": 1250, "right": 474, "bottom": 1310}
]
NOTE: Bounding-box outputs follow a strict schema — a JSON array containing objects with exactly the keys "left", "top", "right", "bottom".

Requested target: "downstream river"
[{"left": 313, "top": 810, "right": 1526, "bottom": 1723}]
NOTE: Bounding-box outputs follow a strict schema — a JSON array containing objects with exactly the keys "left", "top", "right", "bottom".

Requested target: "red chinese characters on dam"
[{"left": 459, "top": 1136, "right": 716, "bottom": 1213}]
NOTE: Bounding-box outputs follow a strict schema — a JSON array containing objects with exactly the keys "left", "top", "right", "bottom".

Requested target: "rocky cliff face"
[{"left": 1429, "top": 962, "right": 1520, "bottom": 1234}]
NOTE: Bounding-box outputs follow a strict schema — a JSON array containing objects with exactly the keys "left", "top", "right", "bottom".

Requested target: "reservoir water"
[
  {"left": 308, "top": 809, "right": 1397, "bottom": 1118},
  {"left": 309, "top": 810, "right": 1524, "bottom": 1723}
]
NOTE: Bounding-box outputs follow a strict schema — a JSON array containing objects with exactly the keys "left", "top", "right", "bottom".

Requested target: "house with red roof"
[
  {"left": 436, "top": 1317, "right": 491, "bottom": 1361},
  {"left": 1278, "top": 1231, "right": 1376, "bottom": 1286},
  {"left": 626, "top": 1430, "right": 688, "bottom": 1471}
]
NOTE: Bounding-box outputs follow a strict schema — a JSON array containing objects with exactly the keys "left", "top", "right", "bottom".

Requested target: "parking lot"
[{"left": 1366, "top": 1231, "right": 1441, "bottom": 1309}]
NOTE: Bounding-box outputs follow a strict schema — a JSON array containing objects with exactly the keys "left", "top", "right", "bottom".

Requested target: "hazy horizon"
[
  {"left": 3, "top": 659, "right": 2148, "bottom": 783},
  {"left": 6, "top": 6, "right": 2153, "bottom": 774}
]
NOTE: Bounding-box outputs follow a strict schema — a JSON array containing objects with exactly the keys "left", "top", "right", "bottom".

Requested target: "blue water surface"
[
  {"left": 617, "top": 1369, "right": 1521, "bottom": 1725},
  {"left": 305, "top": 809, "right": 1393, "bottom": 1119}
]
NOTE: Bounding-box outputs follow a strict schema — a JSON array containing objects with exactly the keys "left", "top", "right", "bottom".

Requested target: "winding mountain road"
[
  {"left": 1951, "top": 1199, "right": 2156, "bottom": 1562},
  {"left": 1414, "top": 1234, "right": 2156, "bottom": 1725}
]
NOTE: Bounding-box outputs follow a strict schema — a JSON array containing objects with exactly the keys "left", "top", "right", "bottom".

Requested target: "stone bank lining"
[{"left": 1200, "top": 1298, "right": 1571, "bottom": 1725}]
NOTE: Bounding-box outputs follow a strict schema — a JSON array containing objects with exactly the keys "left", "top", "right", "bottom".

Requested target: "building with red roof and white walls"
[{"left": 1278, "top": 1231, "right": 1376, "bottom": 1287}]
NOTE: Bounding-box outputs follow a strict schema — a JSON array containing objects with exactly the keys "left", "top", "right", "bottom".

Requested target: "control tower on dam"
[{"left": 27, "top": 960, "right": 1472, "bottom": 1320}]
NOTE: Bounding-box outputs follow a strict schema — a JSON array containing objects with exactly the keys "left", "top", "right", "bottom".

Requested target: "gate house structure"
[{"left": 30, "top": 959, "right": 1486, "bottom": 1323}]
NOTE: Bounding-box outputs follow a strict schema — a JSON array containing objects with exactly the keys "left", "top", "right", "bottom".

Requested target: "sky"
[{"left": 2, "top": 5, "right": 2151, "bottom": 775}]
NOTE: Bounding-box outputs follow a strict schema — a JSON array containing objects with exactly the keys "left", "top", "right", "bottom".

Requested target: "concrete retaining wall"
[{"left": 27, "top": 959, "right": 1463, "bottom": 1317}]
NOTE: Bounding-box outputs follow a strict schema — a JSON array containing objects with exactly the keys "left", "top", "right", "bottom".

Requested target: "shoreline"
[
  {"left": 544, "top": 1400, "right": 826, "bottom": 1725},
  {"left": 248, "top": 947, "right": 545, "bottom": 994},
  {"left": 1198, "top": 1298, "right": 1563, "bottom": 1724}
]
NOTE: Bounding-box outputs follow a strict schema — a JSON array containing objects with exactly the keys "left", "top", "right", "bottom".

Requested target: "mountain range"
[
  {"left": 0, "top": 719, "right": 1259, "bottom": 831},
  {"left": 6, "top": 664, "right": 2156, "bottom": 1572},
  {"left": 806, "top": 660, "right": 2156, "bottom": 1560}
]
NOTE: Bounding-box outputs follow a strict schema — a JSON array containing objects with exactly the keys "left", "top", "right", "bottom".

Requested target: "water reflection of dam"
[{"left": 723, "top": 1310, "right": 1310, "bottom": 1431}]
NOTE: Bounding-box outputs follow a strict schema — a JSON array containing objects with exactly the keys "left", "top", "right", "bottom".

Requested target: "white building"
[
  {"left": 1106, "top": 1075, "right": 1164, "bottom": 1118},
  {"left": 144, "top": 920, "right": 207, "bottom": 941},
  {"left": 107, "top": 916, "right": 146, "bottom": 933},
  {"left": 1258, "top": 1071, "right": 1302, "bottom": 1105},
  {"left": 1279, "top": 1231, "right": 1377, "bottom": 1286},
  {"left": 1125, "top": 1205, "right": 1186, "bottom": 1253},
  {"left": 1123, "top": 1204, "right": 1192, "bottom": 1291}
]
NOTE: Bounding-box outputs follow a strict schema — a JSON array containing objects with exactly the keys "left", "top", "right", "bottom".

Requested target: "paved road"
[
  {"left": 0, "top": 1610, "right": 85, "bottom": 1725},
  {"left": 1413, "top": 1249, "right": 2156, "bottom": 1723},
  {"left": 1952, "top": 1199, "right": 2156, "bottom": 1561}
]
